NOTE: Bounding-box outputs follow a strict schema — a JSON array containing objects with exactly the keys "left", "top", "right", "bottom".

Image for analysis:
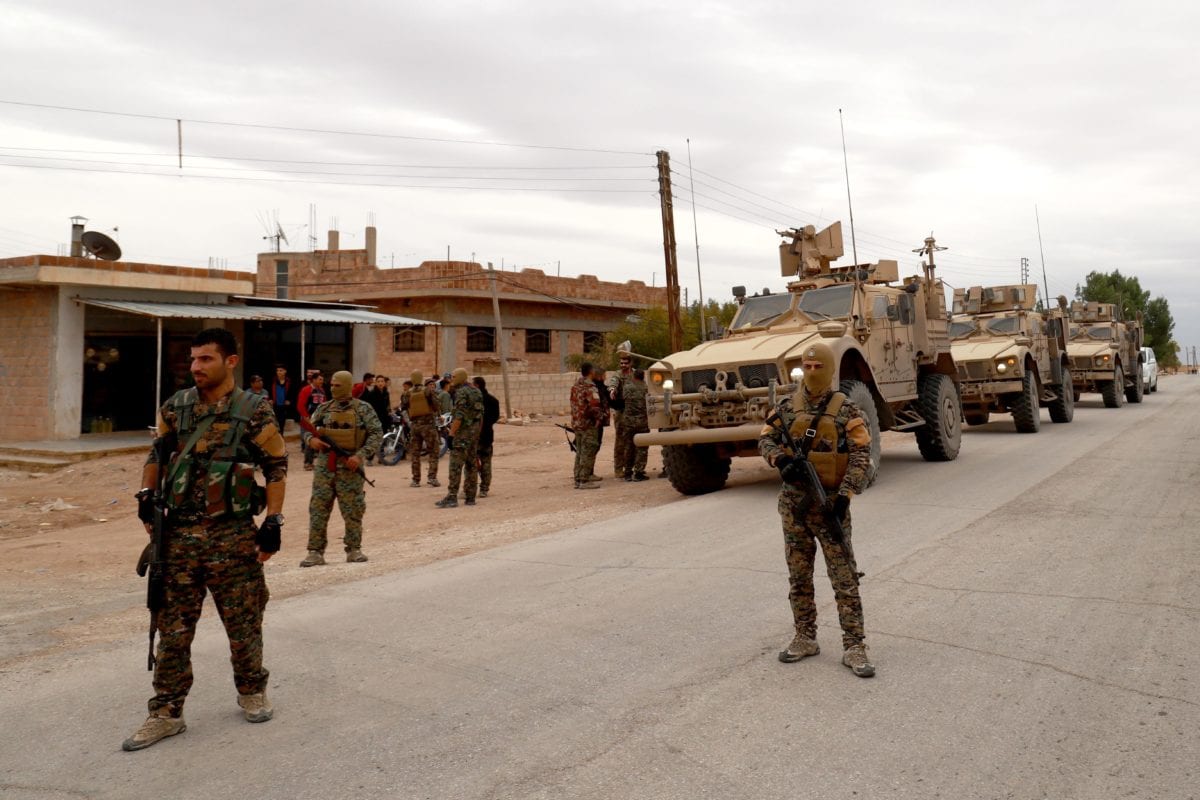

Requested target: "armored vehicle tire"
[
  {"left": 662, "top": 444, "right": 731, "bottom": 495},
  {"left": 963, "top": 411, "right": 989, "bottom": 426},
  {"left": 1011, "top": 371, "right": 1041, "bottom": 433},
  {"left": 1048, "top": 377, "right": 1075, "bottom": 424},
  {"left": 840, "top": 380, "right": 880, "bottom": 488},
  {"left": 914, "top": 373, "right": 962, "bottom": 462},
  {"left": 1101, "top": 366, "right": 1125, "bottom": 408},
  {"left": 1125, "top": 364, "right": 1144, "bottom": 404}
]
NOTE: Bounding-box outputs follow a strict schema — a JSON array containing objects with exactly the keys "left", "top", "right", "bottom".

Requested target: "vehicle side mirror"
[
  {"left": 898, "top": 295, "right": 914, "bottom": 324},
  {"left": 1015, "top": 336, "right": 1032, "bottom": 347}
]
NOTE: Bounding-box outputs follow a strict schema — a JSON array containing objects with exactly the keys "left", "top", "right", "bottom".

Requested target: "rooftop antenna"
[
  {"left": 1034, "top": 204, "right": 1050, "bottom": 312},
  {"left": 838, "top": 109, "right": 859, "bottom": 271},
  {"left": 686, "top": 138, "right": 706, "bottom": 339}
]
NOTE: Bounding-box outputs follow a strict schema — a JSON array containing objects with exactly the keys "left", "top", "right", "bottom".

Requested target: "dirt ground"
[{"left": 0, "top": 417, "right": 793, "bottom": 669}]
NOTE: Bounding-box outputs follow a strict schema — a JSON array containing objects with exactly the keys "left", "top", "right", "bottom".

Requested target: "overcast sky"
[{"left": 1, "top": 1, "right": 1196, "bottom": 353}]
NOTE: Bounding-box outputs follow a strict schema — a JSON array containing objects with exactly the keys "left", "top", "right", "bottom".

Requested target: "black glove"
[
  {"left": 256, "top": 514, "right": 283, "bottom": 553},
  {"left": 828, "top": 493, "right": 850, "bottom": 520},
  {"left": 136, "top": 489, "right": 155, "bottom": 525},
  {"left": 775, "top": 455, "right": 803, "bottom": 484}
]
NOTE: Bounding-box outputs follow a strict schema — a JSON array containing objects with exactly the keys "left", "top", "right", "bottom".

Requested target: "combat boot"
[
  {"left": 122, "top": 709, "right": 186, "bottom": 751},
  {"left": 427, "top": 478, "right": 441, "bottom": 488},
  {"left": 778, "top": 632, "right": 820, "bottom": 663},
  {"left": 632, "top": 472, "right": 649, "bottom": 482},
  {"left": 574, "top": 481, "right": 600, "bottom": 490},
  {"left": 410, "top": 479, "right": 421, "bottom": 488},
  {"left": 346, "top": 549, "right": 368, "bottom": 563},
  {"left": 237, "top": 691, "right": 274, "bottom": 723},
  {"left": 842, "top": 644, "right": 875, "bottom": 678},
  {"left": 464, "top": 498, "right": 476, "bottom": 506},
  {"left": 299, "top": 550, "right": 325, "bottom": 568},
  {"left": 435, "top": 495, "right": 458, "bottom": 508},
  {"left": 585, "top": 474, "right": 603, "bottom": 482}
]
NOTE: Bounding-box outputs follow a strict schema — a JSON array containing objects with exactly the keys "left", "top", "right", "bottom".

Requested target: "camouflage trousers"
[
  {"left": 149, "top": 517, "right": 269, "bottom": 716},
  {"left": 409, "top": 416, "right": 440, "bottom": 481},
  {"left": 573, "top": 427, "right": 600, "bottom": 482},
  {"left": 778, "top": 489, "right": 864, "bottom": 648},
  {"left": 477, "top": 441, "right": 493, "bottom": 493},
  {"left": 615, "top": 419, "right": 649, "bottom": 476},
  {"left": 307, "top": 458, "right": 366, "bottom": 552},
  {"left": 611, "top": 411, "right": 625, "bottom": 473},
  {"left": 447, "top": 426, "right": 480, "bottom": 500}
]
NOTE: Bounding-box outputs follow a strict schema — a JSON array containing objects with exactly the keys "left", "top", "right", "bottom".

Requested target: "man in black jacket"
[{"left": 473, "top": 376, "right": 502, "bottom": 497}]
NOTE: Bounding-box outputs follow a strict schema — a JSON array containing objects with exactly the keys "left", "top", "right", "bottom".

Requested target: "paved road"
[{"left": 3, "top": 379, "right": 1198, "bottom": 800}]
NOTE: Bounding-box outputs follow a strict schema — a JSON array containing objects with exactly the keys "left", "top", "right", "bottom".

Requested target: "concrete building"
[
  {"left": 0, "top": 250, "right": 433, "bottom": 443},
  {"left": 256, "top": 226, "right": 665, "bottom": 383}
]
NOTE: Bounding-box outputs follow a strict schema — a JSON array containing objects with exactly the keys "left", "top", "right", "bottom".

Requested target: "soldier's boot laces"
[
  {"left": 435, "top": 495, "right": 458, "bottom": 508},
  {"left": 346, "top": 549, "right": 368, "bottom": 563},
  {"left": 122, "top": 709, "right": 186, "bottom": 751},
  {"left": 842, "top": 644, "right": 876, "bottom": 678},
  {"left": 778, "top": 633, "right": 820, "bottom": 663},
  {"left": 238, "top": 691, "right": 274, "bottom": 723},
  {"left": 299, "top": 551, "right": 325, "bottom": 568}
]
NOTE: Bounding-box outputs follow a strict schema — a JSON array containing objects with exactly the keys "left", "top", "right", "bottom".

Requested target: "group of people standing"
[{"left": 570, "top": 351, "right": 650, "bottom": 489}]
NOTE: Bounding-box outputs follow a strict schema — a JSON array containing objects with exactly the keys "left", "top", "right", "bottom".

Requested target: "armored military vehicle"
[
  {"left": 950, "top": 285, "right": 1074, "bottom": 432},
  {"left": 1067, "top": 301, "right": 1145, "bottom": 407},
  {"left": 634, "top": 221, "right": 962, "bottom": 496}
]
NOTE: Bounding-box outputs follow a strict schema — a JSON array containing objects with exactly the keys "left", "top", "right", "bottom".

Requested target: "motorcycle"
[
  {"left": 434, "top": 411, "right": 452, "bottom": 457},
  {"left": 379, "top": 411, "right": 411, "bottom": 466}
]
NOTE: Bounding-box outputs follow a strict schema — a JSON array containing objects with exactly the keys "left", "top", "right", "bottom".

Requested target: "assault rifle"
[
  {"left": 554, "top": 423, "right": 577, "bottom": 453},
  {"left": 299, "top": 415, "right": 376, "bottom": 487},
  {"left": 765, "top": 410, "right": 863, "bottom": 579},
  {"left": 136, "top": 433, "right": 174, "bottom": 671}
]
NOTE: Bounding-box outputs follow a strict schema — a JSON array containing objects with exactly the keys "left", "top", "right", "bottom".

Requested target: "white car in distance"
[{"left": 1141, "top": 347, "right": 1159, "bottom": 393}]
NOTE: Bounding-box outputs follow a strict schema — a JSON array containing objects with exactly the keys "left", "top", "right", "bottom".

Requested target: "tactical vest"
[
  {"left": 319, "top": 404, "right": 366, "bottom": 451},
  {"left": 408, "top": 386, "right": 433, "bottom": 418},
  {"left": 788, "top": 392, "right": 849, "bottom": 490},
  {"left": 165, "top": 387, "right": 264, "bottom": 519}
]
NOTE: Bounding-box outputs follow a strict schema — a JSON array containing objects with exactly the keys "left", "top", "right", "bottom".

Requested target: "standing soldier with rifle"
[
  {"left": 758, "top": 342, "right": 875, "bottom": 677},
  {"left": 435, "top": 368, "right": 483, "bottom": 508},
  {"left": 404, "top": 371, "right": 441, "bottom": 488},
  {"left": 300, "top": 371, "right": 383, "bottom": 566},
  {"left": 124, "top": 328, "right": 288, "bottom": 751}
]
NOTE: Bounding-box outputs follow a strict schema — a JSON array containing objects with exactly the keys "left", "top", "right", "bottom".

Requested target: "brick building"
[{"left": 257, "top": 226, "right": 665, "bottom": 382}]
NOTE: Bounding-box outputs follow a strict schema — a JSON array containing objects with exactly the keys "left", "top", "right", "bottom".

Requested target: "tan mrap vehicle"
[
  {"left": 1067, "top": 301, "right": 1145, "bottom": 408},
  {"left": 949, "top": 285, "right": 1074, "bottom": 432},
  {"left": 633, "top": 221, "right": 962, "bottom": 496}
]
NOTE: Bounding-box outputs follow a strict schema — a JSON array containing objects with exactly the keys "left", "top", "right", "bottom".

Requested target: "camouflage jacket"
[
  {"left": 305, "top": 397, "right": 384, "bottom": 460},
  {"left": 758, "top": 387, "right": 871, "bottom": 498},
  {"left": 570, "top": 375, "right": 602, "bottom": 432},
  {"left": 148, "top": 387, "right": 288, "bottom": 517},
  {"left": 620, "top": 379, "right": 649, "bottom": 425},
  {"left": 451, "top": 383, "right": 484, "bottom": 430}
]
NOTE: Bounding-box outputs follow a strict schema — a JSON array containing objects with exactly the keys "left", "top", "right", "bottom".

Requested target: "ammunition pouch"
[{"left": 206, "top": 460, "right": 260, "bottom": 519}]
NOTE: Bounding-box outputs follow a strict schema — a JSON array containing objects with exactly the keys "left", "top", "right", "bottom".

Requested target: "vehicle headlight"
[
  {"left": 1095, "top": 354, "right": 1110, "bottom": 366},
  {"left": 651, "top": 372, "right": 664, "bottom": 385},
  {"left": 996, "top": 362, "right": 1007, "bottom": 373},
  {"left": 995, "top": 356, "right": 1017, "bottom": 374},
  {"left": 662, "top": 379, "right": 674, "bottom": 391},
  {"left": 789, "top": 366, "right": 804, "bottom": 383}
]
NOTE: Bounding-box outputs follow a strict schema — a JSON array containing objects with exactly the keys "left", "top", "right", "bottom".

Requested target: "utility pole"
[
  {"left": 656, "top": 150, "right": 683, "bottom": 353},
  {"left": 487, "top": 264, "right": 513, "bottom": 419}
]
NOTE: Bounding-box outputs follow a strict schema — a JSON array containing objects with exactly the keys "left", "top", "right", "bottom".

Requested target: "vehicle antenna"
[
  {"left": 838, "top": 109, "right": 860, "bottom": 276},
  {"left": 686, "top": 138, "right": 707, "bottom": 340},
  {"left": 1035, "top": 204, "right": 1050, "bottom": 311}
]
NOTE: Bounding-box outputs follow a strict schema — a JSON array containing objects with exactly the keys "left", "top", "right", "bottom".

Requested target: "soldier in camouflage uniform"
[
  {"left": 405, "top": 372, "right": 441, "bottom": 488},
  {"left": 300, "top": 370, "right": 383, "bottom": 566},
  {"left": 758, "top": 342, "right": 875, "bottom": 678},
  {"left": 436, "top": 368, "right": 483, "bottom": 508},
  {"left": 607, "top": 351, "right": 635, "bottom": 476},
  {"left": 124, "top": 328, "right": 288, "bottom": 752},
  {"left": 616, "top": 368, "right": 650, "bottom": 481},
  {"left": 570, "top": 362, "right": 603, "bottom": 489}
]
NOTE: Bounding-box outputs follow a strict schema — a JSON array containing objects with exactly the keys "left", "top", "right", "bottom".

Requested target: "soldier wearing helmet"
[
  {"left": 435, "top": 368, "right": 484, "bottom": 509},
  {"left": 758, "top": 341, "right": 876, "bottom": 677}
]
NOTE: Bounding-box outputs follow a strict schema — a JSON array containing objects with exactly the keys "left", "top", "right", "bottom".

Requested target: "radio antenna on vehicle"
[{"left": 838, "top": 109, "right": 860, "bottom": 277}]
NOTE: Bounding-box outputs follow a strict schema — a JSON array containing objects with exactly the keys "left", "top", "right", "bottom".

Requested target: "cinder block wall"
[
  {"left": 476, "top": 372, "right": 578, "bottom": 417},
  {"left": 0, "top": 287, "right": 56, "bottom": 441}
]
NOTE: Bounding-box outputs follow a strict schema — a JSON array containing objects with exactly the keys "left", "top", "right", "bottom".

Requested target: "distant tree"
[
  {"left": 1076, "top": 269, "right": 1176, "bottom": 363},
  {"left": 566, "top": 298, "right": 743, "bottom": 371},
  {"left": 1162, "top": 340, "right": 1182, "bottom": 370}
]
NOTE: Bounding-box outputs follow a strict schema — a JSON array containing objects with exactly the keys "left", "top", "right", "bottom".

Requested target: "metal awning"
[{"left": 77, "top": 298, "right": 438, "bottom": 326}]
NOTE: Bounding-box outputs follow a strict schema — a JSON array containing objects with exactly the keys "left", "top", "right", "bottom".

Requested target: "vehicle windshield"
[
  {"left": 730, "top": 293, "right": 793, "bottom": 329},
  {"left": 796, "top": 284, "right": 854, "bottom": 320},
  {"left": 985, "top": 317, "right": 1021, "bottom": 335},
  {"left": 949, "top": 321, "right": 977, "bottom": 340},
  {"left": 1071, "top": 325, "right": 1113, "bottom": 340}
]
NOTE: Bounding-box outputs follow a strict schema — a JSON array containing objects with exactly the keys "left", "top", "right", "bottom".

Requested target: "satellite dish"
[{"left": 81, "top": 230, "right": 122, "bottom": 261}]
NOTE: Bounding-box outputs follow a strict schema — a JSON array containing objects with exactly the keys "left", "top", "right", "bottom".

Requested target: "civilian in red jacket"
[
  {"left": 352, "top": 372, "right": 374, "bottom": 399},
  {"left": 297, "top": 371, "right": 326, "bottom": 470}
]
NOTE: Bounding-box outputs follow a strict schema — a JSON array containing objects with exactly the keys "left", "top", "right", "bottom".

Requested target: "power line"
[{"left": 0, "top": 98, "right": 653, "bottom": 156}]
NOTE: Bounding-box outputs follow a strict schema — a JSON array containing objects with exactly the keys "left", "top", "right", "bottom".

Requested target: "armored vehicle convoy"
[
  {"left": 634, "top": 221, "right": 962, "bottom": 496},
  {"left": 950, "top": 285, "right": 1074, "bottom": 432},
  {"left": 1066, "top": 301, "right": 1145, "bottom": 408}
]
